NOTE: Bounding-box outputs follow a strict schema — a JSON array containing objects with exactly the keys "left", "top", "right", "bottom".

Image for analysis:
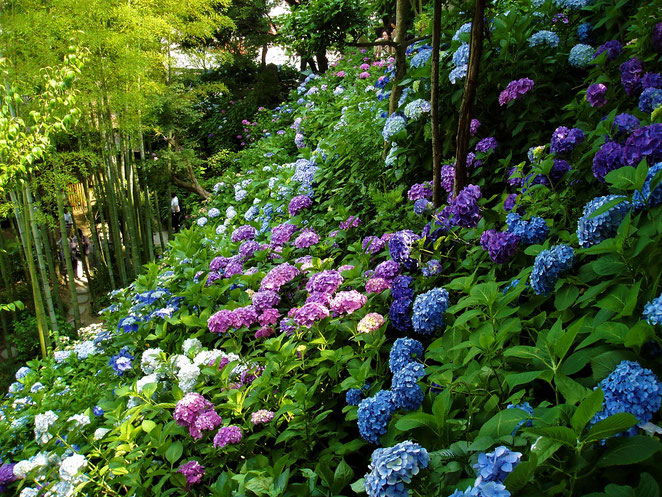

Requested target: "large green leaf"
[
  {"left": 597, "top": 436, "right": 662, "bottom": 467},
  {"left": 571, "top": 388, "right": 604, "bottom": 433},
  {"left": 478, "top": 408, "right": 531, "bottom": 439},
  {"left": 583, "top": 413, "right": 638, "bottom": 443}
]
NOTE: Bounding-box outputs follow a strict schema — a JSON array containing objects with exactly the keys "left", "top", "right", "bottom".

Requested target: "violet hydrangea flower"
[
  {"left": 480, "top": 230, "right": 519, "bottom": 264},
  {"left": 498, "top": 78, "right": 534, "bottom": 106},
  {"left": 288, "top": 195, "right": 312, "bottom": 217},
  {"left": 178, "top": 461, "right": 205, "bottom": 489},
  {"left": 550, "top": 126, "right": 585, "bottom": 154},
  {"left": 213, "top": 426, "right": 243, "bottom": 448},
  {"left": 620, "top": 57, "right": 645, "bottom": 97},
  {"left": 586, "top": 83, "right": 607, "bottom": 107},
  {"left": 450, "top": 184, "right": 482, "bottom": 228},
  {"left": 330, "top": 290, "right": 367, "bottom": 316}
]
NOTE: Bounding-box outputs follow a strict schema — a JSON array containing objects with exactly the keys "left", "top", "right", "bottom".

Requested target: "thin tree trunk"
[
  {"left": 152, "top": 187, "right": 167, "bottom": 250},
  {"left": 388, "top": 0, "right": 410, "bottom": 116},
  {"left": 24, "top": 183, "right": 58, "bottom": 332},
  {"left": 120, "top": 131, "right": 141, "bottom": 275},
  {"left": 93, "top": 170, "right": 117, "bottom": 289},
  {"left": 56, "top": 186, "right": 81, "bottom": 331},
  {"left": 1, "top": 311, "right": 12, "bottom": 360},
  {"left": 454, "top": 0, "right": 485, "bottom": 196},
  {"left": 10, "top": 188, "right": 51, "bottom": 358},
  {"left": 431, "top": 0, "right": 443, "bottom": 207}
]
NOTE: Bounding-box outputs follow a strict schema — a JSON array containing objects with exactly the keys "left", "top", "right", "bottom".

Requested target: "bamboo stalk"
[
  {"left": 24, "top": 182, "right": 59, "bottom": 332},
  {"left": 56, "top": 186, "right": 81, "bottom": 331},
  {"left": 93, "top": 170, "right": 117, "bottom": 289}
]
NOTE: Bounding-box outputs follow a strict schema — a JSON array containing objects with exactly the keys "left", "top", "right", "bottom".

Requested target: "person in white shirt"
[
  {"left": 64, "top": 210, "right": 73, "bottom": 230},
  {"left": 171, "top": 194, "right": 181, "bottom": 232}
]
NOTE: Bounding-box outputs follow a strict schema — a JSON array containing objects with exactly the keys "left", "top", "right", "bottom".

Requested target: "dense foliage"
[{"left": 1, "top": 0, "right": 662, "bottom": 496}]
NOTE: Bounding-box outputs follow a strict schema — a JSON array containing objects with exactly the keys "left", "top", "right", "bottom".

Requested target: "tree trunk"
[
  {"left": 431, "top": 0, "right": 443, "bottom": 207},
  {"left": 24, "top": 183, "right": 59, "bottom": 333},
  {"left": 92, "top": 170, "right": 117, "bottom": 289},
  {"left": 388, "top": 0, "right": 410, "bottom": 116},
  {"left": 33, "top": 190, "right": 65, "bottom": 316},
  {"left": 454, "top": 0, "right": 485, "bottom": 196},
  {"left": 56, "top": 187, "right": 81, "bottom": 331},
  {"left": 10, "top": 188, "right": 51, "bottom": 358},
  {"left": 261, "top": 43, "right": 268, "bottom": 68},
  {"left": 315, "top": 49, "right": 328, "bottom": 73},
  {"left": 152, "top": 187, "right": 167, "bottom": 250}
]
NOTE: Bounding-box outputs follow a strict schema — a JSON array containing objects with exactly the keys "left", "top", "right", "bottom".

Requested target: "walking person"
[
  {"left": 171, "top": 193, "right": 181, "bottom": 233},
  {"left": 69, "top": 235, "right": 80, "bottom": 280}
]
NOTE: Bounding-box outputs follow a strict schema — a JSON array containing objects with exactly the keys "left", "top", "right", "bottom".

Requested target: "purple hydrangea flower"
[
  {"left": 422, "top": 259, "right": 443, "bottom": 277},
  {"left": 288, "top": 195, "right": 312, "bottom": 217},
  {"left": 480, "top": 230, "right": 519, "bottom": 263},
  {"left": 450, "top": 184, "right": 482, "bottom": 228},
  {"left": 407, "top": 183, "right": 432, "bottom": 201},
  {"left": 593, "top": 141, "right": 624, "bottom": 181},
  {"left": 293, "top": 302, "right": 330, "bottom": 327},
  {"left": 340, "top": 215, "right": 361, "bottom": 230},
  {"left": 210, "top": 256, "right": 229, "bottom": 272},
  {"left": 374, "top": 260, "right": 401, "bottom": 282},
  {"left": 653, "top": 23, "right": 662, "bottom": 53},
  {"left": 594, "top": 40, "right": 622, "bottom": 61},
  {"left": 233, "top": 305, "right": 258, "bottom": 329},
  {"left": 294, "top": 229, "right": 319, "bottom": 249},
  {"left": 239, "top": 240, "right": 260, "bottom": 259},
  {"left": 208, "top": 309, "right": 235, "bottom": 334},
  {"left": 470, "top": 118, "right": 481, "bottom": 136},
  {"left": 362, "top": 236, "right": 386, "bottom": 255},
  {"left": 306, "top": 270, "right": 343, "bottom": 294},
  {"left": 271, "top": 223, "right": 298, "bottom": 246},
  {"left": 623, "top": 123, "right": 662, "bottom": 166},
  {"left": 231, "top": 225, "right": 257, "bottom": 242},
  {"left": 620, "top": 57, "right": 645, "bottom": 97},
  {"left": 251, "top": 409, "right": 275, "bottom": 424},
  {"left": 498, "top": 78, "right": 534, "bottom": 106},
  {"left": 366, "top": 278, "right": 391, "bottom": 294},
  {"left": 252, "top": 290, "right": 280, "bottom": 311},
  {"left": 178, "top": 461, "right": 205, "bottom": 489},
  {"left": 475, "top": 137, "right": 498, "bottom": 153},
  {"left": 388, "top": 231, "right": 420, "bottom": 270},
  {"left": 260, "top": 263, "right": 300, "bottom": 291},
  {"left": 213, "top": 426, "right": 243, "bottom": 448},
  {"left": 109, "top": 347, "right": 134, "bottom": 376},
  {"left": 330, "top": 290, "right": 367, "bottom": 316},
  {"left": 504, "top": 193, "right": 518, "bottom": 211},
  {"left": 174, "top": 393, "right": 222, "bottom": 440},
  {"left": 586, "top": 83, "right": 607, "bottom": 107},
  {"left": 550, "top": 126, "right": 585, "bottom": 154},
  {"left": 441, "top": 165, "right": 455, "bottom": 192}
]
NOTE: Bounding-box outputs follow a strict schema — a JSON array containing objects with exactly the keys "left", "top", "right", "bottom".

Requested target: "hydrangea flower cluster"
[
  {"left": 474, "top": 446, "right": 522, "bottom": 484},
  {"left": 251, "top": 409, "right": 274, "bottom": 424},
  {"left": 633, "top": 163, "right": 662, "bottom": 209},
  {"left": 620, "top": 57, "right": 644, "bottom": 97},
  {"left": 383, "top": 114, "right": 407, "bottom": 141},
  {"left": 213, "top": 425, "right": 243, "bottom": 448},
  {"left": 408, "top": 183, "right": 432, "bottom": 201},
  {"left": 294, "top": 229, "right": 319, "bottom": 249},
  {"left": 178, "top": 460, "right": 205, "bottom": 488},
  {"left": 569, "top": 44, "right": 594, "bottom": 68},
  {"left": 357, "top": 390, "right": 396, "bottom": 445},
  {"left": 586, "top": 83, "right": 607, "bottom": 107},
  {"left": 576, "top": 195, "right": 630, "bottom": 247},
  {"left": 506, "top": 213, "right": 549, "bottom": 245},
  {"left": 529, "top": 245, "right": 575, "bottom": 296},
  {"left": 357, "top": 313, "right": 386, "bottom": 333},
  {"left": 528, "top": 30, "right": 560, "bottom": 48},
  {"left": 288, "top": 195, "right": 312, "bottom": 216},
  {"left": 363, "top": 236, "right": 386, "bottom": 255},
  {"left": 623, "top": 123, "right": 662, "bottom": 167},
  {"left": 593, "top": 141, "right": 624, "bottom": 181},
  {"left": 109, "top": 347, "right": 134, "bottom": 376},
  {"left": 450, "top": 184, "right": 482, "bottom": 228},
  {"left": 550, "top": 126, "right": 585, "bottom": 154},
  {"left": 410, "top": 48, "right": 432, "bottom": 68},
  {"left": 390, "top": 279, "right": 414, "bottom": 332},
  {"left": 391, "top": 362, "right": 426, "bottom": 410},
  {"left": 364, "top": 441, "right": 430, "bottom": 497},
  {"left": 591, "top": 361, "right": 662, "bottom": 435},
  {"left": 388, "top": 230, "right": 420, "bottom": 270},
  {"left": 480, "top": 230, "right": 519, "bottom": 264},
  {"left": 498, "top": 78, "right": 534, "bottom": 106},
  {"left": 403, "top": 99, "right": 431, "bottom": 121},
  {"left": 643, "top": 291, "right": 662, "bottom": 326},
  {"left": 594, "top": 40, "right": 622, "bottom": 61},
  {"left": 174, "top": 393, "right": 222, "bottom": 439},
  {"left": 330, "top": 290, "right": 367, "bottom": 316},
  {"left": 412, "top": 288, "right": 449, "bottom": 334},
  {"left": 639, "top": 87, "right": 662, "bottom": 113}
]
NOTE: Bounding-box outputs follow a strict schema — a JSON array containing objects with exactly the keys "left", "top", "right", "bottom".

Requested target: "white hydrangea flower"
[
  {"left": 54, "top": 350, "right": 72, "bottom": 363},
  {"left": 182, "top": 338, "right": 202, "bottom": 358},
  {"left": 67, "top": 414, "right": 91, "bottom": 428},
  {"left": 59, "top": 453, "right": 87, "bottom": 482},
  {"left": 34, "top": 411, "right": 58, "bottom": 444},
  {"left": 47, "top": 480, "right": 74, "bottom": 497},
  {"left": 74, "top": 340, "right": 98, "bottom": 360},
  {"left": 19, "top": 488, "right": 40, "bottom": 497},
  {"left": 193, "top": 349, "right": 225, "bottom": 367},
  {"left": 197, "top": 217, "right": 208, "bottom": 227},
  {"left": 94, "top": 427, "right": 111, "bottom": 440},
  {"left": 169, "top": 354, "right": 191, "bottom": 373},
  {"left": 216, "top": 224, "right": 227, "bottom": 235},
  {"left": 177, "top": 363, "right": 200, "bottom": 393},
  {"left": 140, "top": 348, "right": 163, "bottom": 374}
]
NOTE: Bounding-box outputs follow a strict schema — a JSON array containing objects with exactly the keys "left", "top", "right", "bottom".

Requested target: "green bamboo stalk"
[
  {"left": 24, "top": 183, "right": 59, "bottom": 332},
  {"left": 93, "top": 169, "right": 117, "bottom": 289},
  {"left": 56, "top": 186, "right": 81, "bottom": 331},
  {"left": 10, "top": 188, "right": 51, "bottom": 358},
  {"left": 137, "top": 112, "right": 155, "bottom": 259},
  {"left": 151, "top": 186, "right": 167, "bottom": 250},
  {"left": 83, "top": 177, "right": 113, "bottom": 286},
  {"left": 120, "top": 131, "right": 141, "bottom": 275}
]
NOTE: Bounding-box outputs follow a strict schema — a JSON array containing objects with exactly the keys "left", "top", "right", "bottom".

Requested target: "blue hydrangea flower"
[
  {"left": 109, "top": 347, "right": 134, "bottom": 376},
  {"left": 391, "top": 362, "right": 426, "bottom": 411},
  {"left": 412, "top": 288, "right": 450, "bottom": 334},
  {"left": 93, "top": 406, "right": 104, "bottom": 416},
  {"left": 449, "top": 482, "right": 512, "bottom": 497},
  {"left": 591, "top": 361, "right": 662, "bottom": 436},
  {"left": 422, "top": 260, "right": 443, "bottom": 277},
  {"left": 577, "top": 22, "right": 592, "bottom": 43},
  {"left": 529, "top": 245, "right": 575, "bottom": 296},
  {"left": 346, "top": 388, "right": 364, "bottom": 406},
  {"left": 577, "top": 195, "right": 630, "bottom": 247},
  {"left": 474, "top": 446, "right": 522, "bottom": 485},
  {"left": 528, "top": 31, "right": 560, "bottom": 48},
  {"left": 382, "top": 114, "right": 407, "bottom": 141},
  {"left": 639, "top": 87, "right": 662, "bottom": 113},
  {"left": 506, "top": 213, "right": 549, "bottom": 245},
  {"left": 633, "top": 163, "right": 662, "bottom": 209},
  {"left": 357, "top": 390, "right": 396, "bottom": 445},
  {"left": 15, "top": 367, "right": 32, "bottom": 380},
  {"left": 389, "top": 338, "right": 424, "bottom": 373},
  {"left": 569, "top": 44, "right": 594, "bottom": 68},
  {"left": 643, "top": 292, "right": 662, "bottom": 326},
  {"left": 118, "top": 315, "right": 141, "bottom": 333},
  {"left": 413, "top": 198, "right": 433, "bottom": 215},
  {"left": 453, "top": 43, "right": 470, "bottom": 67},
  {"left": 555, "top": 0, "right": 591, "bottom": 8},
  {"left": 364, "top": 441, "right": 429, "bottom": 497},
  {"left": 453, "top": 22, "right": 472, "bottom": 41},
  {"left": 410, "top": 49, "right": 432, "bottom": 68},
  {"left": 404, "top": 99, "right": 432, "bottom": 121},
  {"left": 389, "top": 298, "right": 413, "bottom": 332},
  {"left": 392, "top": 275, "right": 414, "bottom": 301},
  {"left": 208, "top": 208, "right": 220, "bottom": 218},
  {"left": 388, "top": 230, "right": 421, "bottom": 270},
  {"left": 449, "top": 65, "right": 468, "bottom": 84}
]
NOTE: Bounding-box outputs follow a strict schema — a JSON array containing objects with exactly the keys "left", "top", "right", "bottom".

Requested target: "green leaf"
[
  {"left": 504, "top": 454, "right": 537, "bottom": 492},
  {"left": 332, "top": 459, "right": 354, "bottom": 494},
  {"left": 587, "top": 196, "right": 629, "bottom": 219},
  {"left": 350, "top": 478, "right": 366, "bottom": 494},
  {"left": 605, "top": 167, "right": 637, "bottom": 190},
  {"left": 636, "top": 473, "right": 660, "bottom": 497},
  {"left": 583, "top": 413, "right": 639, "bottom": 443},
  {"left": 504, "top": 370, "right": 544, "bottom": 389},
  {"left": 555, "top": 373, "right": 587, "bottom": 405},
  {"left": 525, "top": 426, "right": 577, "bottom": 447},
  {"left": 395, "top": 412, "right": 438, "bottom": 433},
  {"left": 165, "top": 441, "right": 183, "bottom": 464},
  {"left": 478, "top": 409, "right": 531, "bottom": 439},
  {"left": 597, "top": 436, "right": 662, "bottom": 467},
  {"left": 624, "top": 321, "right": 654, "bottom": 348},
  {"left": 571, "top": 389, "right": 604, "bottom": 433},
  {"left": 141, "top": 420, "right": 157, "bottom": 433},
  {"left": 244, "top": 476, "right": 273, "bottom": 496},
  {"left": 554, "top": 285, "right": 578, "bottom": 311}
]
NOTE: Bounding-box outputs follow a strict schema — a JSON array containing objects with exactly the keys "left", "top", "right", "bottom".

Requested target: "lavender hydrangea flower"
[
  {"left": 623, "top": 124, "right": 662, "bottom": 166},
  {"left": 388, "top": 230, "right": 421, "bottom": 270},
  {"left": 294, "top": 229, "right": 319, "bottom": 249},
  {"left": 363, "top": 236, "right": 386, "bottom": 255},
  {"left": 213, "top": 426, "right": 243, "bottom": 448},
  {"left": 449, "top": 64, "right": 467, "bottom": 84},
  {"left": 208, "top": 309, "right": 235, "bottom": 334},
  {"left": 499, "top": 78, "right": 534, "bottom": 106},
  {"left": 586, "top": 83, "right": 607, "bottom": 107},
  {"left": 260, "top": 263, "right": 300, "bottom": 291},
  {"left": 620, "top": 57, "right": 645, "bottom": 97},
  {"left": 407, "top": 183, "right": 432, "bottom": 201},
  {"left": 383, "top": 114, "right": 407, "bottom": 141},
  {"left": 476, "top": 137, "right": 498, "bottom": 153},
  {"left": 330, "top": 290, "right": 367, "bottom": 316},
  {"left": 592, "top": 141, "right": 624, "bottom": 182},
  {"left": 480, "top": 230, "right": 519, "bottom": 263},
  {"left": 550, "top": 126, "right": 585, "bottom": 154},
  {"left": 231, "top": 225, "right": 257, "bottom": 242},
  {"left": 470, "top": 119, "right": 481, "bottom": 136},
  {"left": 178, "top": 461, "right": 205, "bottom": 488},
  {"left": 653, "top": 23, "right": 662, "bottom": 53},
  {"left": 639, "top": 87, "right": 662, "bottom": 113},
  {"left": 340, "top": 215, "right": 361, "bottom": 230},
  {"left": 293, "top": 302, "right": 330, "bottom": 327},
  {"left": 450, "top": 184, "right": 482, "bottom": 228},
  {"left": 288, "top": 195, "right": 312, "bottom": 217},
  {"left": 271, "top": 223, "right": 298, "bottom": 246},
  {"left": 594, "top": 40, "right": 622, "bottom": 61},
  {"left": 422, "top": 259, "right": 443, "bottom": 277},
  {"left": 306, "top": 270, "right": 343, "bottom": 294}
]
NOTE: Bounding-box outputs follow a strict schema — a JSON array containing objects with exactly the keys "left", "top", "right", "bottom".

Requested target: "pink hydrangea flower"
[
  {"left": 330, "top": 290, "right": 367, "bottom": 316},
  {"left": 251, "top": 409, "right": 274, "bottom": 424}
]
